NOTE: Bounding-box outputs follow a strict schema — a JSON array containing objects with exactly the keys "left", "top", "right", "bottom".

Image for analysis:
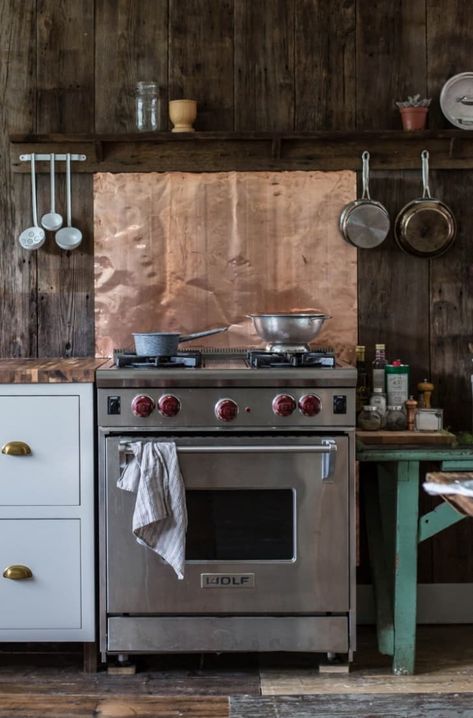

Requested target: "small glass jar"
[
  {"left": 358, "top": 405, "right": 383, "bottom": 431},
  {"left": 369, "top": 387, "right": 387, "bottom": 419},
  {"left": 135, "top": 81, "right": 159, "bottom": 132},
  {"left": 385, "top": 405, "right": 407, "bottom": 431}
]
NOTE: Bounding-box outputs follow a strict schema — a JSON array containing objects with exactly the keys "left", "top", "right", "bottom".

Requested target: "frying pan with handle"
[
  {"left": 339, "top": 151, "right": 390, "bottom": 249},
  {"left": 394, "top": 150, "right": 456, "bottom": 258}
]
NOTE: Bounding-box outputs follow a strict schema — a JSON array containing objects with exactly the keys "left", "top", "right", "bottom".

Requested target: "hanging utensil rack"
[{"left": 19, "top": 153, "right": 87, "bottom": 162}]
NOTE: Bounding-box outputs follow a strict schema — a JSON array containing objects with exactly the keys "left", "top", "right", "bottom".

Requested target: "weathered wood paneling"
[
  {"left": 95, "top": 0, "right": 169, "bottom": 133},
  {"left": 356, "top": 172, "right": 430, "bottom": 391},
  {"left": 0, "top": 0, "right": 37, "bottom": 358},
  {"left": 36, "top": 0, "right": 95, "bottom": 357},
  {"left": 234, "top": 0, "right": 295, "bottom": 130},
  {"left": 356, "top": 0, "right": 429, "bottom": 394},
  {"left": 356, "top": 0, "right": 427, "bottom": 130},
  {"left": 295, "top": 0, "right": 356, "bottom": 130},
  {"left": 169, "top": 0, "right": 234, "bottom": 131}
]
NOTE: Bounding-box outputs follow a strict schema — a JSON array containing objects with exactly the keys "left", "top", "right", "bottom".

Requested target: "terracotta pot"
[
  {"left": 399, "top": 106, "right": 428, "bottom": 131},
  {"left": 169, "top": 99, "right": 197, "bottom": 133}
]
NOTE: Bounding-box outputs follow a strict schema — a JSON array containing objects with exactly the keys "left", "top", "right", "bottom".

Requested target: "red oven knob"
[
  {"left": 215, "top": 398, "right": 239, "bottom": 422},
  {"left": 272, "top": 394, "right": 296, "bottom": 417},
  {"left": 131, "top": 394, "right": 155, "bottom": 417},
  {"left": 158, "top": 394, "right": 181, "bottom": 417},
  {"left": 299, "top": 394, "right": 322, "bottom": 416}
]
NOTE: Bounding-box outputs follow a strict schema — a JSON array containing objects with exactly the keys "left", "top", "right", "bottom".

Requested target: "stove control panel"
[
  {"left": 158, "top": 394, "right": 181, "bottom": 417},
  {"left": 298, "top": 394, "right": 321, "bottom": 416},
  {"left": 99, "top": 387, "right": 355, "bottom": 428},
  {"left": 131, "top": 394, "right": 156, "bottom": 418},
  {"left": 215, "top": 398, "right": 239, "bottom": 422},
  {"left": 272, "top": 394, "right": 296, "bottom": 417}
]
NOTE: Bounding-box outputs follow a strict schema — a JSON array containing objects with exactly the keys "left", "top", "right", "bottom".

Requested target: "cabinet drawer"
[
  {"left": 0, "top": 395, "right": 79, "bottom": 505},
  {"left": 0, "top": 519, "right": 81, "bottom": 630}
]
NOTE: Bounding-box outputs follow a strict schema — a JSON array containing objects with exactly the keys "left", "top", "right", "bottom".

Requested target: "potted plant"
[{"left": 396, "top": 94, "right": 431, "bottom": 131}]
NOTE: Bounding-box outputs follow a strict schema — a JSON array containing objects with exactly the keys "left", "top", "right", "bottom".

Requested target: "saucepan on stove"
[
  {"left": 133, "top": 326, "right": 228, "bottom": 356},
  {"left": 247, "top": 312, "right": 331, "bottom": 352}
]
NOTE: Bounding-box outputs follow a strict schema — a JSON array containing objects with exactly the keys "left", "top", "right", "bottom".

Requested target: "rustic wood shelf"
[{"left": 10, "top": 130, "right": 473, "bottom": 173}]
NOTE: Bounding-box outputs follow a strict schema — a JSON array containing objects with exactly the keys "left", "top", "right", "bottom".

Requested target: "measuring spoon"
[
  {"left": 55, "top": 154, "right": 82, "bottom": 250},
  {"left": 41, "top": 154, "right": 63, "bottom": 231},
  {"left": 18, "top": 153, "right": 46, "bottom": 251}
]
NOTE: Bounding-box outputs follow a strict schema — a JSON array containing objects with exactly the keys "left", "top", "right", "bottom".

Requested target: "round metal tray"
[{"left": 440, "top": 72, "right": 473, "bottom": 130}]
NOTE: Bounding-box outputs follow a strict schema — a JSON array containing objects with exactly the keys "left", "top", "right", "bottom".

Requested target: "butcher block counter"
[{"left": 0, "top": 358, "right": 108, "bottom": 383}]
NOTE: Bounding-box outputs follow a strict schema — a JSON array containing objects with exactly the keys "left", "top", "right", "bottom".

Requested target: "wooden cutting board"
[{"left": 357, "top": 430, "right": 456, "bottom": 445}]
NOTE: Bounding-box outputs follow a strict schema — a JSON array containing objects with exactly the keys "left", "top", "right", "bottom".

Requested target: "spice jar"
[
  {"left": 385, "top": 405, "right": 407, "bottom": 431},
  {"left": 369, "top": 387, "right": 387, "bottom": 421},
  {"left": 135, "top": 81, "right": 160, "bottom": 132},
  {"left": 357, "top": 405, "right": 383, "bottom": 431}
]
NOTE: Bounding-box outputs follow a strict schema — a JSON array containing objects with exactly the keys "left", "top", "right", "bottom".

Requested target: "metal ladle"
[
  {"left": 18, "top": 153, "right": 46, "bottom": 251},
  {"left": 41, "top": 154, "right": 63, "bottom": 231},
  {"left": 55, "top": 153, "right": 82, "bottom": 250}
]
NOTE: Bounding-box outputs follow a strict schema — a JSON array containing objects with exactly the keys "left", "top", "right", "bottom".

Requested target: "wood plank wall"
[{"left": 1, "top": 0, "right": 473, "bottom": 582}]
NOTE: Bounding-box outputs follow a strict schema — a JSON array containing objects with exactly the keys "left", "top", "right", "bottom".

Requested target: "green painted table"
[{"left": 357, "top": 445, "right": 473, "bottom": 675}]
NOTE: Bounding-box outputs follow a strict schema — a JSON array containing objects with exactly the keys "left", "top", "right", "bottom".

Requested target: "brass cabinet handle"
[
  {"left": 1, "top": 441, "right": 32, "bottom": 456},
  {"left": 3, "top": 565, "right": 33, "bottom": 580}
]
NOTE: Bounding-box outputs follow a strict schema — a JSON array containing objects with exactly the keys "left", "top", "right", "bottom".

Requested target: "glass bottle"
[
  {"left": 355, "top": 345, "right": 370, "bottom": 414},
  {"left": 358, "top": 405, "right": 383, "bottom": 431},
  {"left": 385, "top": 405, "right": 407, "bottom": 431},
  {"left": 135, "top": 81, "right": 160, "bottom": 132},
  {"left": 372, "top": 343, "right": 387, "bottom": 392}
]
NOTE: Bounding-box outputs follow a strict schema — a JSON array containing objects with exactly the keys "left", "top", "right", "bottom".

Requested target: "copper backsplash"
[{"left": 94, "top": 171, "right": 357, "bottom": 359}]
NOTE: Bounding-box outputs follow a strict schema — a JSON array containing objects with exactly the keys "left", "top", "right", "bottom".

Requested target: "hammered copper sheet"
[{"left": 94, "top": 171, "right": 357, "bottom": 359}]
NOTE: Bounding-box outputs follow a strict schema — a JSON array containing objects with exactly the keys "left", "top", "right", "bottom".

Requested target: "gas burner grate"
[
  {"left": 247, "top": 348, "right": 336, "bottom": 369},
  {"left": 114, "top": 350, "right": 202, "bottom": 369}
]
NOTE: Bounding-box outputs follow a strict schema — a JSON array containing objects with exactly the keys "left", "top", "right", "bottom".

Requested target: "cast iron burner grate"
[
  {"left": 114, "top": 351, "right": 202, "bottom": 369},
  {"left": 247, "top": 348, "right": 336, "bottom": 369}
]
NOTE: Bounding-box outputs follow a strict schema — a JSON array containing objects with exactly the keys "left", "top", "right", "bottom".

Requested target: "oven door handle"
[{"left": 119, "top": 441, "right": 337, "bottom": 479}]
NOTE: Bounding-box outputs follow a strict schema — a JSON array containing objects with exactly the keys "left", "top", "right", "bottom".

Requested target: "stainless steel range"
[{"left": 96, "top": 348, "right": 357, "bottom": 665}]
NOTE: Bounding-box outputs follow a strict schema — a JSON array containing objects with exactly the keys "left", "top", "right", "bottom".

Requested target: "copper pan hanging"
[{"left": 394, "top": 150, "right": 456, "bottom": 258}]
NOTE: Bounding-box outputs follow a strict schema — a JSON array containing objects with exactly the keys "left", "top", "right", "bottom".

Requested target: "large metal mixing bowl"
[{"left": 248, "top": 313, "right": 331, "bottom": 351}]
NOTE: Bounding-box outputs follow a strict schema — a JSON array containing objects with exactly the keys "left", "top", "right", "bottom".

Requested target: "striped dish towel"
[{"left": 117, "top": 441, "right": 188, "bottom": 579}]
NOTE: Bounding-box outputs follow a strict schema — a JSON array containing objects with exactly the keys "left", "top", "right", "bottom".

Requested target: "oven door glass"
[
  {"left": 104, "top": 435, "right": 351, "bottom": 614},
  {"left": 186, "top": 489, "right": 294, "bottom": 561}
]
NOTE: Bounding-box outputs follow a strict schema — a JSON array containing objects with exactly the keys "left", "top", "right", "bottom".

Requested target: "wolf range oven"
[{"left": 96, "top": 349, "right": 356, "bottom": 664}]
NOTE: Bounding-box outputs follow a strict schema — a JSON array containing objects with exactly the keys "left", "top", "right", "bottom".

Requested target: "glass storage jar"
[
  {"left": 357, "top": 405, "right": 383, "bottom": 431},
  {"left": 135, "top": 81, "right": 160, "bottom": 132},
  {"left": 385, "top": 405, "right": 407, "bottom": 431}
]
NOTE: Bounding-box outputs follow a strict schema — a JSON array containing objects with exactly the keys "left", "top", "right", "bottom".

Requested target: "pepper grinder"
[
  {"left": 417, "top": 378, "right": 434, "bottom": 409},
  {"left": 405, "top": 395, "right": 418, "bottom": 431}
]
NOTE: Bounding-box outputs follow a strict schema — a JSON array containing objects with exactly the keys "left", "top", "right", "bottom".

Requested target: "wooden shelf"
[{"left": 10, "top": 130, "right": 473, "bottom": 173}]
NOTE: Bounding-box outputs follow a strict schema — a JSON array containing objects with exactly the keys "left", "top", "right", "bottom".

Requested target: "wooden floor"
[{"left": 0, "top": 626, "right": 472, "bottom": 717}]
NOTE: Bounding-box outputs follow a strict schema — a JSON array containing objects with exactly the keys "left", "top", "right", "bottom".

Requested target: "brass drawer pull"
[
  {"left": 1, "top": 441, "right": 32, "bottom": 456},
  {"left": 3, "top": 565, "right": 33, "bottom": 580}
]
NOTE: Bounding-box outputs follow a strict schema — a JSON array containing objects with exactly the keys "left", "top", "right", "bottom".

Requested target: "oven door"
[{"left": 105, "top": 434, "right": 350, "bottom": 614}]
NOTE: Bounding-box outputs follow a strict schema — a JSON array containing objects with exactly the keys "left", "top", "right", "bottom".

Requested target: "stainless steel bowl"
[{"left": 247, "top": 313, "right": 330, "bottom": 350}]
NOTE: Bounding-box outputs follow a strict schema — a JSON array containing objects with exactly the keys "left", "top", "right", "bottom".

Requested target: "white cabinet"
[{"left": 0, "top": 384, "right": 94, "bottom": 641}]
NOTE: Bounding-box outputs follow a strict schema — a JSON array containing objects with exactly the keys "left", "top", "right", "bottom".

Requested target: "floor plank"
[{"left": 230, "top": 694, "right": 473, "bottom": 718}]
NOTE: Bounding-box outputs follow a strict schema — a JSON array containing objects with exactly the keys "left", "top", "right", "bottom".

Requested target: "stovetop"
[
  {"left": 113, "top": 347, "right": 336, "bottom": 370},
  {"left": 96, "top": 348, "right": 356, "bottom": 389}
]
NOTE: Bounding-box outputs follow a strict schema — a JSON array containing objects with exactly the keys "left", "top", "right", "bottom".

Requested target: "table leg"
[{"left": 393, "top": 460, "right": 420, "bottom": 675}]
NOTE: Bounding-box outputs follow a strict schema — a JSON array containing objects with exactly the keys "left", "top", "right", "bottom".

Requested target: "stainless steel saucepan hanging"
[
  {"left": 339, "top": 151, "right": 390, "bottom": 249},
  {"left": 394, "top": 150, "right": 456, "bottom": 258}
]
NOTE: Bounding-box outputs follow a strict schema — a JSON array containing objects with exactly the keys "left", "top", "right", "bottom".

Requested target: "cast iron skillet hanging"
[
  {"left": 339, "top": 151, "right": 390, "bottom": 249},
  {"left": 394, "top": 150, "right": 456, "bottom": 258}
]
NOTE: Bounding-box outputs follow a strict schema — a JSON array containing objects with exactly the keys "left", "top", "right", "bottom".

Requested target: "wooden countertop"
[
  {"left": 357, "top": 430, "right": 457, "bottom": 446},
  {"left": 0, "top": 358, "right": 109, "bottom": 383}
]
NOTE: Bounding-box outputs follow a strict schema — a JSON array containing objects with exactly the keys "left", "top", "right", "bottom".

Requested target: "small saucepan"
[
  {"left": 394, "top": 150, "right": 456, "bottom": 258},
  {"left": 133, "top": 326, "right": 228, "bottom": 356},
  {"left": 339, "top": 151, "right": 390, "bottom": 249}
]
